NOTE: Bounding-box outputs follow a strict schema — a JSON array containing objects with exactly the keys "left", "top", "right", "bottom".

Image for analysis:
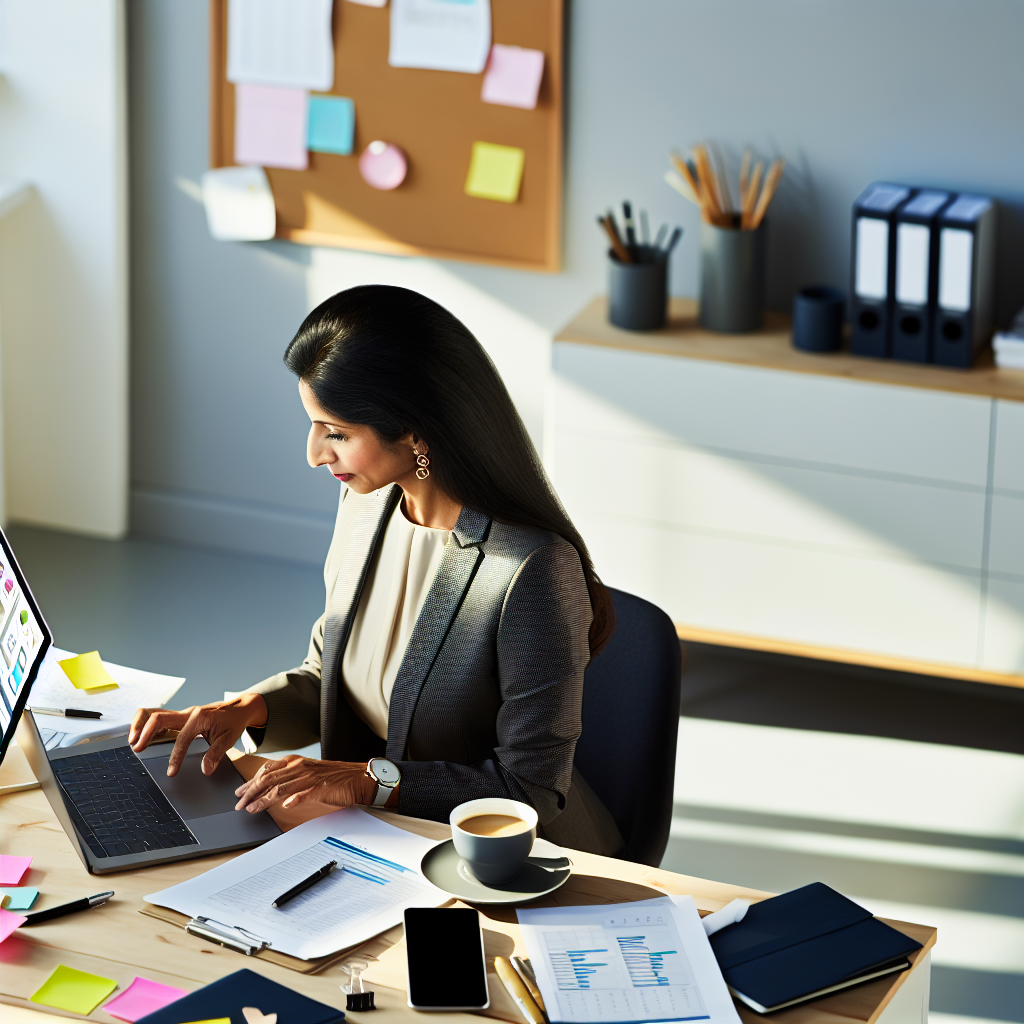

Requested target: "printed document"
[
  {"left": 228, "top": 0, "right": 335, "bottom": 91},
  {"left": 30, "top": 648, "right": 184, "bottom": 750},
  {"left": 146, "top": 807, "right": 447, "bottom": 959},
  {"left": 389, "top": 0, "right": 491, "bottom": 74},
  {"left": 518, "top": 896, "right": 741, "bottom": 1024}
]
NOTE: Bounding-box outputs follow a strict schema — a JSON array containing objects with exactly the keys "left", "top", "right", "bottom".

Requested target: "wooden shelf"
[
  {"left": 556, "top": 297, "right": 1024, "bottom": 404},
  {"left": 676, "top": 623, "right": 1024, "bottom": 689}
]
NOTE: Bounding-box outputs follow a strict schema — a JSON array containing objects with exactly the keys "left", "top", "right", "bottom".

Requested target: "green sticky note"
[
  {"left": 465, "top": 141, "right": 525, "bottom": 203},
  {"left": 0, "top": 887, "right": 38, "bottom": 910},
  {"left": 58, "top": 650, "right": 118, "bottom": 692},
  {"left": 308, "top": 95, "right": 355, "bottom": 155},
  {"left": 30, "top": 964, "right": 118, "bottom": 1015}
]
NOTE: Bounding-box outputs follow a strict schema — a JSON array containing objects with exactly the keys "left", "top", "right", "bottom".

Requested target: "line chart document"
[
  {"left": 518, "top": 896, "right": 741, "bottom": 1024},
  {"left": 145, "top": 807, "right": 447, "bottom": 959}
]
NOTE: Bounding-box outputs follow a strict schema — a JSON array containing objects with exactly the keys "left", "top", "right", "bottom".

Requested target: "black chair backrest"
[{"left": 574, "top": 588, "right": 682, "bottom": 866}]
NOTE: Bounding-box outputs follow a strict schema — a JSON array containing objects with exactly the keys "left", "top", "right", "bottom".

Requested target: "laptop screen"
[{"left": 0, "top": 528, "right": 53, "bottom": 765}]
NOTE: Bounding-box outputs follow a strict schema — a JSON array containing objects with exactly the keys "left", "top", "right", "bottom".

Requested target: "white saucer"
[{"left": 421, "top": 838, "right": 572, "bottom": 905}]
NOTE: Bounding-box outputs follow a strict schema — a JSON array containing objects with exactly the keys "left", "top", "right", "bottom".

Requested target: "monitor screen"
[{"left": 0, "top": 528, "right": 53, "bottom": 765}]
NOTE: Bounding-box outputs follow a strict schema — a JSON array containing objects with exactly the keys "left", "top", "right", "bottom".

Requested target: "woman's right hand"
[{"left": 129, "top": 692, "right": 269, "bottom": 778}]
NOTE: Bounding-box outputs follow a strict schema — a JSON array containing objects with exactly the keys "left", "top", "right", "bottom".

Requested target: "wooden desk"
[{"left": 0, "top": 747, "right": 936, "bottom": 1024}]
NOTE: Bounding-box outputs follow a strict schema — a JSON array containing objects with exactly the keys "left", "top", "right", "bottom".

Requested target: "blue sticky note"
[
  {"left": 308, "top": 95, "right": 355, "bottom": 155},
  {"left": 0, "top": 887, "right": 39, "bottom": 910}
]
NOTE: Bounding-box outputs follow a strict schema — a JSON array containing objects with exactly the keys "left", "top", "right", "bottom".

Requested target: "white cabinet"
[{"left": 551, "top": 302, "right": 1024, "bottom": 682}]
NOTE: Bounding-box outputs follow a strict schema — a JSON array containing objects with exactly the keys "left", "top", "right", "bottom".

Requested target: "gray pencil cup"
[
  {"left": 608, "top": 249, "right": 668, "bottom": 331},
  {"left": 699, "top": 222, "right": 766, "bottom": 333}
]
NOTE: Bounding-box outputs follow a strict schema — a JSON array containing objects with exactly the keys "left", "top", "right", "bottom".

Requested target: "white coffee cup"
[{"left": 450, "top": 797, "right": 538, "bottom": 885}]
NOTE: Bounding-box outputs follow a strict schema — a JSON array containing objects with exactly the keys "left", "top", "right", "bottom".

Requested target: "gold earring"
[{"left": 414, "top": 450, "right": 430, "bottom": 480}]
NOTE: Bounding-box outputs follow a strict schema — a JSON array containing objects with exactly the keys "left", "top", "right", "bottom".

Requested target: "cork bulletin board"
[{"left": 209, "top": 0, "right": 564, "bottom": 271}]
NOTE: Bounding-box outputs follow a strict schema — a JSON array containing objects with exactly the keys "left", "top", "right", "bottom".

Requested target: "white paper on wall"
[
  {"left": 388, "top": 0, "right": 491, "bottom": 74},
  {"left": 201, "top": 166, "right": 277, "bottom": 242},
  {"left": 228, "top": 0, "right": 335, "bottom": 91}
]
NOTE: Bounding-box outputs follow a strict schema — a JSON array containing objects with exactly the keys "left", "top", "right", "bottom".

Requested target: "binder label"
[
  {"left": 939, "top": 228, "right": 973, "bottom": 312},
  {"left": 896, "top": 223, "right": 930, "bottom": 306},
  {"left": 855, "top": 218, "right": 889, "bottom": 300}
]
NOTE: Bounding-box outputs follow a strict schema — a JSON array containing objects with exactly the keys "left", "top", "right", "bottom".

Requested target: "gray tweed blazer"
[{"left": 248, "top": 484, "right": 621, "bottom": 852}]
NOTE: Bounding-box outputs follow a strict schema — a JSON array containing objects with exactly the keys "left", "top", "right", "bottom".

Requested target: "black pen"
[
  {"left": 664, "top": 226, "right": 683, "bottom": 254},
  {"left": 272, "top": 860, "right": 338, "bottom": 908},
  {"left": 31, "top": 707, "right": 103, "bottom": 719},
  {"left": 622, "top": 201, "right": 637, "bottom": 256},
  {"left": 22, "top": 891, "right": 113, "bottom": 925}
]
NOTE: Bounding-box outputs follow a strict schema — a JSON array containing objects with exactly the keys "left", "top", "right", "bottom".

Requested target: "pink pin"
[{"left": 358, "top": 141, "right": 408, "bottom": 191}]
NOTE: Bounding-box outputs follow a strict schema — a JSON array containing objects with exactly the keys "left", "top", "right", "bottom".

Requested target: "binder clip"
[{"left": 341, "top": 958, "right": 376, "bottom": 1011}]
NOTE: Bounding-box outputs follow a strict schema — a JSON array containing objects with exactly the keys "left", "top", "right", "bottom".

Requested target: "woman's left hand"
[{"left": 234, "top": 755, "right": 375, "bottom": 813}]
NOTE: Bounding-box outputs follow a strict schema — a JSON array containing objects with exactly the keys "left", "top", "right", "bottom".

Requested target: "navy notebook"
[
  {"left": 136, "top": 968, "right": 345, "bottom": 1024},
  {"left": 709, "top": 882, "right": 923, "bottom": 1014}
]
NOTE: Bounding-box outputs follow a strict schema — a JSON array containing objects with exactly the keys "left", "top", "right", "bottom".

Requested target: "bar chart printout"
[{"left": 519, "top": 899, "right": 718, "bottom": 1024}]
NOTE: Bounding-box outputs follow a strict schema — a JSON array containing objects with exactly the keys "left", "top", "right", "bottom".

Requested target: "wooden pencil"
[
  {"left": 742, "top": 160, "right": 764, "bottom": 230},
  {"left": 598, "top": 215, "right": 631, "bottom": 262},
  {"left": 751, "top": 159, "right": 785, "bottom": 229}
]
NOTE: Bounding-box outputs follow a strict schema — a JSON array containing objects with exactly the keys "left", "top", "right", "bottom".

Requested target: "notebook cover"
[
  {"left": 710, "top": 883, "right": 922, "bottom": 1010},
  {"left": 135, "top": 968, "right": 345, "bottom": 1024}
]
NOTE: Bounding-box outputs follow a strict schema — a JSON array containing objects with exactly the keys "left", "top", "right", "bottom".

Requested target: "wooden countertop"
[{"left": 556, "top": 298, "right": 1024, "bottom": 403}]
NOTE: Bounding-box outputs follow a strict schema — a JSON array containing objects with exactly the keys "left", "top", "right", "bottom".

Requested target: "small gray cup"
[
  {"left": 450, "top": 798, "right": 538, "bottom": 885},
  {"left": 700, "top": 221, "right": 766, "bottom": 333}
]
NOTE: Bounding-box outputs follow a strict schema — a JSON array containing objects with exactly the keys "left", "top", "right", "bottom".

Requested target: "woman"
[{"left": 130, "top": 286, "right": 622, "bottom": 855}]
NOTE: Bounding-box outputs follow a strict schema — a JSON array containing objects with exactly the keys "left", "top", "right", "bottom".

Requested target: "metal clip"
[{"left": 185, "top": 916, "right": 270, "bottom": 956}]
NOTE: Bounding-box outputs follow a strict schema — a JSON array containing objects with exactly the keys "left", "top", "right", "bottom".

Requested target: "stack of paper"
[
  {"left": 29, "top": 648, "right": 184, "bottom": 750},
  {"left": 994, "top": 307, "right": 1024, "bottom": 369}
]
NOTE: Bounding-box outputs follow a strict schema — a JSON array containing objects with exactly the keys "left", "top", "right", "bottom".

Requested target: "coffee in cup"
[{"left": 450, "top": 798, "right": 538, "bottom": 885}]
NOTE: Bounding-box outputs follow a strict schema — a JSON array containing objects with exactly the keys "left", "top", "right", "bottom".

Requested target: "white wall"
[
  {"left": 128, "top": 0, "right": 1024, "bottom": 565},
  {"left": 0, "top": 0, "right": 129, "bottom": 537}
]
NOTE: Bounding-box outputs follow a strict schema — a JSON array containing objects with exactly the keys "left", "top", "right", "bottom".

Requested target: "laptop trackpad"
[{"left": 146, "top": 749, "right": 244, "bottom": 819}]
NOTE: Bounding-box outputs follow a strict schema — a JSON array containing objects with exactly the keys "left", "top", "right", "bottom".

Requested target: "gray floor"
[{"left": 7, "top": 524, "right": 1023, "bottom": 1022}]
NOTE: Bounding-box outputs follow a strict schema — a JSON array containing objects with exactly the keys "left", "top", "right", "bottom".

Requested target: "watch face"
[{"left": 371, "top": 758, "right": 401, "bottom": 785}]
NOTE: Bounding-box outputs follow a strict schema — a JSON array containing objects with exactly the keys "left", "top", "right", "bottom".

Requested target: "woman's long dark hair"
[{"left": 284, "top": 285, "right": 615, "bottom": 655}]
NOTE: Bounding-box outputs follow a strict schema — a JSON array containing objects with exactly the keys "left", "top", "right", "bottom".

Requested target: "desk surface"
[
  {"left": 556, "top": 296, "right": 1024, "bottom": 403},
  {"left": 0, "top": 746, "right": 936, "bottom": 1024}
]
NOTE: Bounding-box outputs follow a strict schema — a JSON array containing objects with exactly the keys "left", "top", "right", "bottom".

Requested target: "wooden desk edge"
[{"left": 675, "top": 622, "right": 1024, "bottom": 689}]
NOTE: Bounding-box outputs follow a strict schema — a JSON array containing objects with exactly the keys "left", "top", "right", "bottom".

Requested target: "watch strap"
[{"left": 371, "top": 783, "right": 391, "bottom": 807}]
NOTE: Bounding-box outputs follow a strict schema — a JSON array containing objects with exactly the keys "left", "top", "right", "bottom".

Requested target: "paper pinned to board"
[
  {"left": 235, "top": 83, "right": 310, "bottom": 170},
  {"left": 202, "top": 166, "right": 277, "bottom": 241},
  {"left": 228, "top": 0, "right": 335, "bottom": 91},
  {"left": 465, "top": 141, "right": 524, "bottom": 203},
  {"left": 59, "top": 651, "right": 118, "bottom": 692},
  {"left": 481, "top": 44, "right": 545, "bottom": 109},
  {"left": 308, "top": 95, "right": 355, "bottom": 154},
  {"left": 389, "top": 0, "right": 491, "bottom": 73},
  {"left": 145, "top": 807, "right": 446, "bottom": 960},
  {"left": 518, "top": 895, "right": 741, "bottom": 1024}
]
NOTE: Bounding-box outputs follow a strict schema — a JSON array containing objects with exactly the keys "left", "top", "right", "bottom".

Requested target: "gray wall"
[{"left": 128, "top": 0, "right": 1024, "bottom": 564}]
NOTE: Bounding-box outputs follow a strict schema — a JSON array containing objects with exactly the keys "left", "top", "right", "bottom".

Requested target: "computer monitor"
[{"left": 0, "top": 527, "right": 53, "bottom": 766}]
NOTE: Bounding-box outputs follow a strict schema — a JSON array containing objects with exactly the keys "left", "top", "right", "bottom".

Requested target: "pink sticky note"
[
  {"left": 0, "top": 855, "right": 31, "bottom": 885},
  {"left": 102, "top": 976, "right": 190, "bottom": 1022},
  {"left": 481, "top": 44, "right": 545, "bottom": 109},
  {"left": 0, "top": 907, "right": 27, "bottom": 943},
  {"left": 234, "top": 83, "right": 309, "bottom": 170}
]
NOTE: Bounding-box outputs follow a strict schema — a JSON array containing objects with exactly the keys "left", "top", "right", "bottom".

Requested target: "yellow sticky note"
[
  {"left": 30, "top": 964, "right": 118, "bottom": 1015},
  {"left": 465, "top": 141, "right": 525, "bottom": 203},
  {"left": 58, "top": 650, "right": 118, "bottom": 692}
]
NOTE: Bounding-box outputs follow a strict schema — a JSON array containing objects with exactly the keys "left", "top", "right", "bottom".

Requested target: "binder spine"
[
  {"left": 849, "top": 183, "right": 913, "bottom": 359},
  {"left": 934, "top": 195, "right": 997, "bottom": 369},
  {"left": 892, "top": 190, "right": 952, "bottom": 364}
]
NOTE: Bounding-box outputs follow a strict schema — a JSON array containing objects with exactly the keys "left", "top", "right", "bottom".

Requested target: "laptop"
[{"left": 0, "top": 526, "right": 281, "bottom": 874}]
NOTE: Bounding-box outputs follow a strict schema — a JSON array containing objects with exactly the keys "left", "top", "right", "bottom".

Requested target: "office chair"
[{"left": 575, "top": 587, "right": 682, "bottom": 867}]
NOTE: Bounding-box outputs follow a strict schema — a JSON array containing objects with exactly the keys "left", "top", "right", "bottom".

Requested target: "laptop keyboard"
[{"left": 53, "top": 746, "right": 199, "bottom": 859}]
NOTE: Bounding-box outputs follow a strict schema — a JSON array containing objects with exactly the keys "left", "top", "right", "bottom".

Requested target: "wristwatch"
[{"left": 366, "top": 757, "right": 401, "bottom": 807}]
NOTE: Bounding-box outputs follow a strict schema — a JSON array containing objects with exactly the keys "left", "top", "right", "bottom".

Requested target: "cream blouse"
[{"left": 341, "top": 500, "right": 450, "bottom": 739}]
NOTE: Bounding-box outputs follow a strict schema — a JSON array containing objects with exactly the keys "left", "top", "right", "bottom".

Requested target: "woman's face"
[{"left": 300, "top": 380, "right": 418, "bottom": 494}]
